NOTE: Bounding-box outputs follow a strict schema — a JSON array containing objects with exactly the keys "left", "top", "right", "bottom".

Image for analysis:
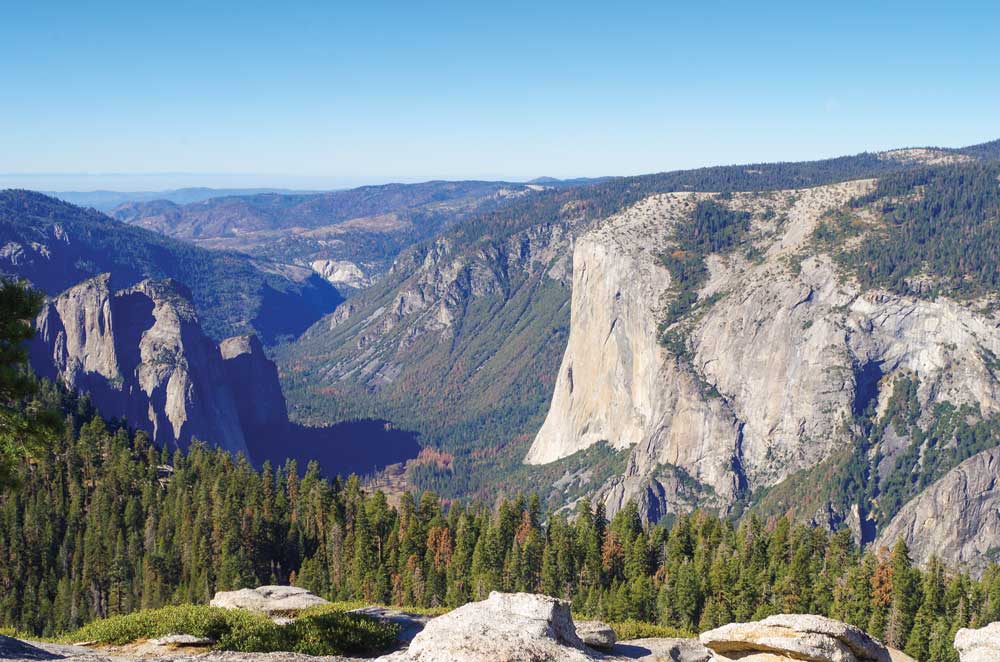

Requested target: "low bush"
[
  {"left": 604, "top": 619, "right": 692, "bottom": 640},
  {"left": 61, "top": 604, "right": 398, "bottom": 656}
]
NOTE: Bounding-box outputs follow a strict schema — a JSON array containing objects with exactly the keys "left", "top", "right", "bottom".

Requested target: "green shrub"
[
  {"left": 606, "top": 619, "right": 692, "bottom": 640},
  {"left": 61, "top": 604, "right": 398, "bottom": 656}
]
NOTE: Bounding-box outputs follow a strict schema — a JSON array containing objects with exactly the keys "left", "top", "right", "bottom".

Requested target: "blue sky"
[{"left": 1, "top": 1, "right": 998, "bottom": 190}]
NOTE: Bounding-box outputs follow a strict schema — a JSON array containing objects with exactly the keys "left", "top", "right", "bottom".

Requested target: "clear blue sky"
[{"left": 2, "top": 1, "right": 998, "bottom": 190}]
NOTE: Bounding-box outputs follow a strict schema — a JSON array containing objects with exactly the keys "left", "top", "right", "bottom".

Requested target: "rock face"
[
  {"left": 955, "top": 622, "right": 1000, "bottom": 662},
  {"left": 700, "top": 614, "right": 892, "bottom": 662},
  {"left": 30, "top": 274, "right": 288, "bottom": 457},
  {"left": 381, "top": 591, "right": 596, "bottom": 662},
  {"left": 210, "top": 586, "right": 328, "bottom": 616},
  {"left": 525, "top": 182, "right": 1000, "bottom": 532},
  {"left": 219, "top": 334, "right": 288, "bottom": 434},
  {"left": 878, "top": 448, "right": 1000, "bottom": 575}
]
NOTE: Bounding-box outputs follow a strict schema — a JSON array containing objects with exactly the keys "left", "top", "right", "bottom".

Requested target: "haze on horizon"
[{"left": 2, "top": 1, "right": 998, "bottom": 191}]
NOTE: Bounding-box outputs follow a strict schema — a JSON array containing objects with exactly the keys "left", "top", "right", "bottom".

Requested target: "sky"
[{"left": 1, "top": 1, "right": 998, "bottom": 191}]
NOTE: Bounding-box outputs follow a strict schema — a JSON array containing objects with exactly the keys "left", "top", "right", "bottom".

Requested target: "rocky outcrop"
[
  {"left": 877, "top": 448, "right": 1000, "bottom": 575},
  {"left": 30, "top": 274, "right": 289, "bottom": 458},
  {"left": 955, "top": 622, "right": 1000, "bottom": 662},
  {"left": 381, "top": 591, "right": 596, "bottom": 662},
  {"left": 311, "top": 260, "right": 371, "bottom": 289},
  {"left": 526, "top": 182, "right": 1000, "bottom": 528},
  {"left": 210, "top": 586, "right": 328, "bottom": 617},
  {"left": 700, "top": 614, "right": 892, "bottom": 662}
]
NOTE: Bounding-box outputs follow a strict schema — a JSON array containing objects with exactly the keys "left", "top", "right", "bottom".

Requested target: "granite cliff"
[
  {"left": 30, "top": 273, "right": 288, "bottom": 458},
  {"left": 527, "top": 175, "right": 1000, "bottom": 552}
]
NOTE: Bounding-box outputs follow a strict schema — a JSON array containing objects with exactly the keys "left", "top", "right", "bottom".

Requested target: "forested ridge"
[
  {"left": 824, "top": 162, "right": 1000, "bottom": 300},
  {"left": 2, "top": 386, "right": 1000, "bottom": 662}
]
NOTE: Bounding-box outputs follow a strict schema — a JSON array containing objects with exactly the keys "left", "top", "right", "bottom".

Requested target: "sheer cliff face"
[
  {"left": 219, "top": 334, "right": 288, "bottom": 433},
  {"left": 526, "top": 182, "right": 1000, "bottom": 525},
  {"left": 31, "top": 274, "right": 287, "bottom": 457}
]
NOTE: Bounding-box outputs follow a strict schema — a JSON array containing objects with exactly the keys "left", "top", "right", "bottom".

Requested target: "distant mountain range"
[
  {"left": 108, "top": 180, "right": 542, "bottom": 289},
  {"left": 47, "top": 187, "right": 325, "bottom": 212}
]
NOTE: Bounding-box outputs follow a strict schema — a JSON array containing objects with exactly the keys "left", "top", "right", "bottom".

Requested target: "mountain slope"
[
  {"left": 877, "top": 446, "right": 1000, "bottom": 575},
  {"left": 0, "top": 190, "right": 340, "bottom": 342}
]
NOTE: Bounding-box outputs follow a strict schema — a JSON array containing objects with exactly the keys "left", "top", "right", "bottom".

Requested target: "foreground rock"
[
  {"left": 575, "top": 620, "right": 616, "bottom": 649},
  {"left": 955, "top": 622, "right": 1000, "bottom": 662},
  {"left": 700, "top": 613, "right": 892, "bottom": 662},
  {"left": 210, "top": 585, "right": 329, "bottom": 617},
  {"left": 148, "top": 633, "right": 216, "bottom": 647},
  {"left": 380, "top": 591, "right": 596, "bottom": 661}
]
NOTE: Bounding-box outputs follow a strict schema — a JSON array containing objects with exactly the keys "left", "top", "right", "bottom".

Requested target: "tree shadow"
[{"left": 246, "top": 419, "right": 421, "bottom": 478}]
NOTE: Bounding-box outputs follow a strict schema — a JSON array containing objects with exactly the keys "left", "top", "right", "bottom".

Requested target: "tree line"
[{"left": 2, "top": 393, "right": 1000, "bottom": 662}]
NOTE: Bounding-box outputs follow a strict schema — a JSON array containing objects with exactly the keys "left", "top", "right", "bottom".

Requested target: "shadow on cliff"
[
  {"left": 250, "top": 277, "right": 344, "bottom": 344},
  {"left": 246, "top": 419, "right": 421, "bottom": 479}
]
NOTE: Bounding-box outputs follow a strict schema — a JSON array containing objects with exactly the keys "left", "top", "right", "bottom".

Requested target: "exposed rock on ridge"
[{"left": 311, "top": 259, "right": 371, "bottom": 289}]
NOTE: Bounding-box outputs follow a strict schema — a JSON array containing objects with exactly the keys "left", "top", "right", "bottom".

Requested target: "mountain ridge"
[{"left": 0, "top": 189, "right": 341, "bottom": 342}]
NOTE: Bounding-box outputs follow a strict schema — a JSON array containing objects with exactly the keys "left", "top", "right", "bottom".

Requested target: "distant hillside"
[
  {"left": 50, "top": 187, "right": 321, "bottom": 212},
  {"left": 0, "top": 190, "right": 340, "bottom": 342},
  {"left": 110, "top": 180, "right": 541, "bottom": 288}
]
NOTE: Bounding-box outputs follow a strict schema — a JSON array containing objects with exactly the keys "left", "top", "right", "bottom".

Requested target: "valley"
[{"left": 5, "top": 140, "right": 1000, "bottom": 662}]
